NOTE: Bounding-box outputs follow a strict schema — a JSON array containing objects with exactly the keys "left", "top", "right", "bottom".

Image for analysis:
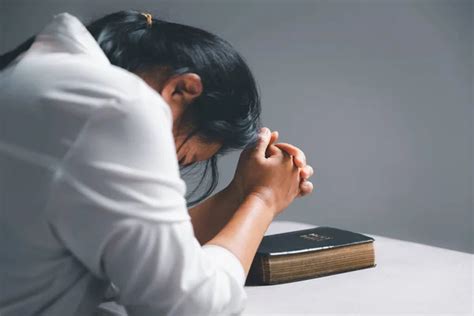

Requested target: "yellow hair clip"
[{"left": 141, "top": 12, "right": 153, "bottom": 27}]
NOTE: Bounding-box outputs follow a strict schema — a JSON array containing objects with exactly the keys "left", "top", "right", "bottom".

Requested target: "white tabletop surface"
[
  {"left": 242, "top": 221, "right": 473, "bottom": 316},
  {"left": 98, "top": 221, "right": 473, "bottom": 315}
]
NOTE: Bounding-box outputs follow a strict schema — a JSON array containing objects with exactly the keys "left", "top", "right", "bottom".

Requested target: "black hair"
[{"left": 0, "top": 10, "right": 262, "bottom": 207}]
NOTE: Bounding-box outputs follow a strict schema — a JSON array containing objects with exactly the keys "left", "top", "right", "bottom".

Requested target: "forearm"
[
  {"left": 205, "top": 194, "right": 274, "bottom": 275},
  {"left": 189, "top": 184, "right": 242, "bottom": 245}
]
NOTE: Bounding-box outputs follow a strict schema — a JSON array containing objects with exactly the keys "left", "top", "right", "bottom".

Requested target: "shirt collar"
[{"left": 34, "top": 13, "right": 110, "bottom": 65}]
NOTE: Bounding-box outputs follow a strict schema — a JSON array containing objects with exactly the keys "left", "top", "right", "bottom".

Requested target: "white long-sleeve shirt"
[{"left": 0, "top": 13, "right": 247, "bottom": 316}]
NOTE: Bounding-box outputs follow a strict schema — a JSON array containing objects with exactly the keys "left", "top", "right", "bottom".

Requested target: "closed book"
[{"left": 245, "top": 226, "right": 376, "bottom": 285}]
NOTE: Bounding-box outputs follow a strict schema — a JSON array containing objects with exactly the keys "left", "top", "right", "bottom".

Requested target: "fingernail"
[{"left": 259, "top": 127, "right": 269, "bottom": 135}]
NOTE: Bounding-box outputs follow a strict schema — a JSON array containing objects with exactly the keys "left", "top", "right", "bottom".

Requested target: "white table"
[
  {"left": 98, "top": 221, "right": 473, "bottom": 315},
  {"left": 243, "top": 221, "right": 473, "bottom": 315}
]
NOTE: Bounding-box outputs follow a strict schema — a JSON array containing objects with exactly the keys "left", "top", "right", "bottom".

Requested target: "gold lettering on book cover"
[{"left": 299, "top": 233, "right": 333, "bottom": 242}]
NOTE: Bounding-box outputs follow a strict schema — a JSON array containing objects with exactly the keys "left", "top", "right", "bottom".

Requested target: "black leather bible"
[{"left": 245, "top": 226, "right": 376, "bottom": 285}]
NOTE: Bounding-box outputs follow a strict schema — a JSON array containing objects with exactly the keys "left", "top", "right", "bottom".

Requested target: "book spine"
[{"left": 245, "top": 254, "right": 270, "bottom": 285}]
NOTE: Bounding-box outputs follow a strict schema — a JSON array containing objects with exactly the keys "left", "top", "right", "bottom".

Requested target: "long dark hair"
[{"left": 0, "top": 10, "right": 262, "bottom": 207}]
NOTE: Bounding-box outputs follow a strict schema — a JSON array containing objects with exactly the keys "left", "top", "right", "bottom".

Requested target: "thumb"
[
  {"left": 265, "top": 131, "right": 279, "bottom": 158},
  {"left": 254, "top": 127, "right": 272, "bottom": 158}
]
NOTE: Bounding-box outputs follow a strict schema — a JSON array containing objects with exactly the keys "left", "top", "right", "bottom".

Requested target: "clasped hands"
[
  {"left": 264, "top": 128, "right": 314, "bottom": 198},
  {"left": 228, "top": 127, "right": 314, "bottom": 217},
  {"left": 189, "top": 127, "right": 314, "bottom": 244}
]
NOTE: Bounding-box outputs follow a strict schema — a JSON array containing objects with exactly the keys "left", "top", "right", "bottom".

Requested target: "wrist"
[
  {"left": 243, "top": 193, "right": 276, "bottom": 223},
  {"left": 247, "top": 189, "right": 277, "bottom": 219},
  {"left": 227, "top": 180, "right": 278, "bottom": 219}
]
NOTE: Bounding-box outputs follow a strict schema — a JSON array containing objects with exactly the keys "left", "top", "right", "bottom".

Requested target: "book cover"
[{"left": 246, "top": 226, "right": 376, "bottom": 285}]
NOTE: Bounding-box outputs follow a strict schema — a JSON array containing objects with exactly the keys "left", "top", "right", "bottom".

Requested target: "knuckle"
[{"left": 257, "top": 136, "right": 266, "bottom": 145}]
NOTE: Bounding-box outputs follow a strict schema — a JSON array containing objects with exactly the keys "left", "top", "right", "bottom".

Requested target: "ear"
[
  {"left": 160, "top": 73, "right": 203, "bottom": 108},
  {"left": 159, "top": 73, "right": 202, "bottom": 127}
]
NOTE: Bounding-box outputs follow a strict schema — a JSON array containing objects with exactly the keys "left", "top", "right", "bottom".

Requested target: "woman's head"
[
  {"left": 86, "top": 10, "right": 262, "bottom": 205},
  {"left": 138, "top": 67, "right": 219, "bottom": 167}
]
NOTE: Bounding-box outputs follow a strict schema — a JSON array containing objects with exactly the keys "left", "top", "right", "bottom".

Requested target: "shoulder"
[
  {"left": 64, "top": 57, "right": 172, "bottom": 121},
  {"left": 7, "top": 46, "right": 171, "bottom": 125},
  {"left": 1, "top": 49, "right": 175, "bottom": 167}
]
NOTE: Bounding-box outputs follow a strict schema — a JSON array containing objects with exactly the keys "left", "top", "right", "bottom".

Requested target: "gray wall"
[{"left": 1, "top": 0, "right": 472, "bottom": 253}]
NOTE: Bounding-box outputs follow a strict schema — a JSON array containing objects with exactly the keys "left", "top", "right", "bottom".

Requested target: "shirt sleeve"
[{"left": 44, "top": 83, "right": 248, "bottom": 316}]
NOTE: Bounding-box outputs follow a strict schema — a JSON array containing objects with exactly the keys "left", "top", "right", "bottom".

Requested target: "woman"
[{"left": 0, "top": 10, "right": 314, "bottom": 316}]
